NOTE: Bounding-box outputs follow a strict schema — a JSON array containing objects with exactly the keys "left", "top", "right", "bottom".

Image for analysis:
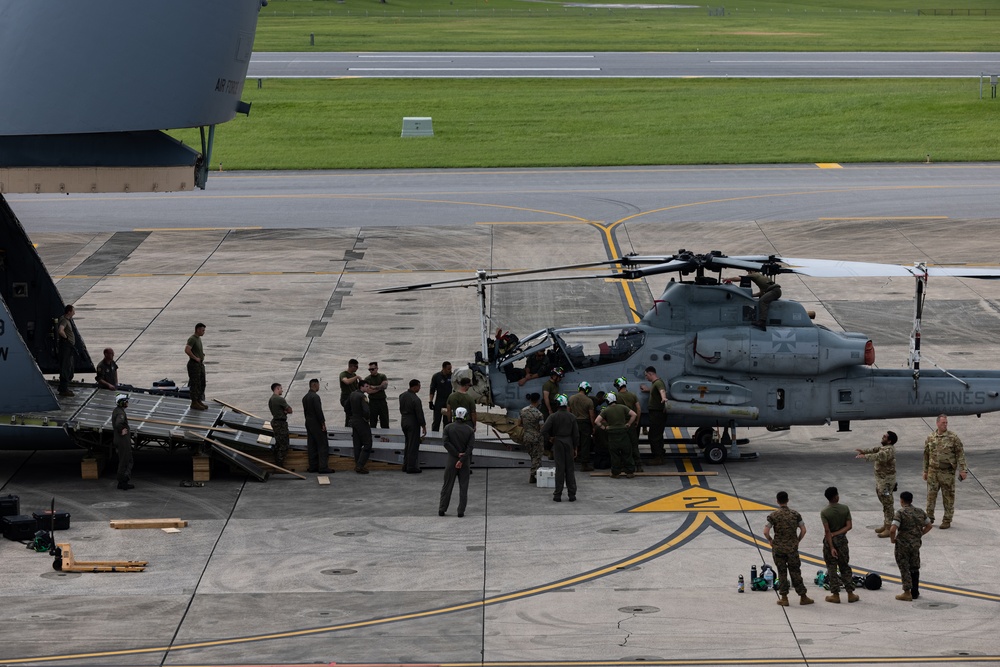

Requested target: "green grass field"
[
  {"left": 171, "top": 78, "right": 1000, "bottom": 170},
  {"left": 180, "top": 0, "right": 1000, "bottom": 169},
  {"left": 255, "top": 0, "right": 1000, "bottom": 51}
]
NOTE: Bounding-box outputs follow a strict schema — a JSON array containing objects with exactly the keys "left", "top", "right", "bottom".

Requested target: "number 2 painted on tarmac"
[{"left": 683, "top": 495, "right": 719, "bottom": 509}]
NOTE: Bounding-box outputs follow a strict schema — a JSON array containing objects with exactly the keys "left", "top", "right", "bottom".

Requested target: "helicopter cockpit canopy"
[{"left": 497, "top": 325, "right": 646, "bottom": 373}]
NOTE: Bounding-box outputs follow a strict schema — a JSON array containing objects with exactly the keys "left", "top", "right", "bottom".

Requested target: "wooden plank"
[
  {"left": 589, "top": 471, "right": 718, "bottom": 477},
  {"left": 192, "top": 454, "right": 211, "bottom": 482},
  {"left": 186, "top": 432, "right": 307, "bottom": 480},
  {"left": 110, "top": 519, "right": 188, "bottom": 530},
  {"left": 317, "top": 475, "right": 330, "bottom": 485},
  {"left": 212, "top": 398, "right": 262, "bottom": 420},
  {"left": 131, "top": 417, "right": 239, "bottom": 433}
]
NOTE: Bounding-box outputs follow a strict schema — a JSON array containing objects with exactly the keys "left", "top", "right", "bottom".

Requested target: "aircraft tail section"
[
  {"left": 0, "top": 194, "right": 94, "bottom": 375},
  {"left": 0, "top": 293, "right": 60, "bottom": 412}
]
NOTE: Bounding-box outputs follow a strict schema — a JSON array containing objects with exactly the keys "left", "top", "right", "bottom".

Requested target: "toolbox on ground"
[
  {"left": 33, "top": 510, "right": 71, "bottom": 531},
  {"left": 2, "top": 514, "right": 38, "bottom": 541},
  {"left": 536, "top": 467, "right": 556, "bottom": 488},
  {"left": 0, "top": 494, "right": 19, "bottom": 517}
]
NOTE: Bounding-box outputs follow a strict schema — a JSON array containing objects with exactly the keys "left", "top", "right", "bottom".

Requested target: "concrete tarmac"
[{"left": 3, "top": 166, "right": 1000, "bottom": 666}]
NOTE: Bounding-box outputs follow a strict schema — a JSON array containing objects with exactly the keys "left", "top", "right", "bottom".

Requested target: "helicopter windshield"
[{"left": 552, "top": 326, "right": 646, "bottom": 370}]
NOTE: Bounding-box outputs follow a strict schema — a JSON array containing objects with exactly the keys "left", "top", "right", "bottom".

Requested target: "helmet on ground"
[
  {"left": 555, "top": 394, "right": 569, "bottom": 407},
  {"left": 605, "top": 392, "right": 617, "bottom": 404},
  {"left": 578, "top": 381, "right": 592, "bottom": 394},
  {"left": 454, "top": 407, "right": 468, "bottom": 421},
  {"left": 551, "top": 366, "right": 565, "bottom": 379},
  {"left": 613, "top": 377, "right": 627, "bottom": 389},
  {"left": 115, "top": 393, "right": 129, "bottom": 406}
]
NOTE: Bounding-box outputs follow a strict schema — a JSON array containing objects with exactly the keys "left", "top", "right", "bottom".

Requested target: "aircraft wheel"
[
  {"left": 704, "top": 442, "right": 728, "bottom": 464},
  {"left": 693, "top": 426, "right": 715, "bottom": 448}
]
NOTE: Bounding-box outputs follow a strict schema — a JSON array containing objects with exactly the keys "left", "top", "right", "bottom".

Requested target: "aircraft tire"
[
  {"left": 693, "top": 426, "right": 715, "bottom": 448},
  {"left": 703, "top": 442, "right": 728, "bottom": 464}
]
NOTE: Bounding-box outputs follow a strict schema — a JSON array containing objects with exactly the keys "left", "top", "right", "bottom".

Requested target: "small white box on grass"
[{"left": 536, "top": 467, "right": 556, "bottom": 488}]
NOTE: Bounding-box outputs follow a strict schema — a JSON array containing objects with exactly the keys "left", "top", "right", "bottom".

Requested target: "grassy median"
[
  {"left": 170, "top": 78, "right": 1000, "bottom": 170},
  {"left": 255, "top": 0, "right": 1000, "bottom": 52}
]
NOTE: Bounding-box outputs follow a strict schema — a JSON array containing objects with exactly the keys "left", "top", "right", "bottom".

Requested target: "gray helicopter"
[{"left": 379, "top": 250, "right": 1000, "bottom": 463}]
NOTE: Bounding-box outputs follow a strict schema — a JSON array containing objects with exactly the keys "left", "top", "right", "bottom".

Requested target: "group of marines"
[{"left": 765, "top": 414, "right": 968, "bottom": 605}]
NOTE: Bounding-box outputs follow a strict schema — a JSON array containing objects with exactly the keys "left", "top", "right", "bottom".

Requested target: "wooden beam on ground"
[
  {"left": 131, "top": 417, "right": 239, "bottom": 433},
  {"left": 186, "top": 431, "right": 307, "bottom": 480},
  {"left": 110, "top": 518, "right": 188, "bottom": 530},
  {"left": 317, "top": 475, "right": 331, "bottom": 485},
  {"left": 589, "top": 471, "right": 718, "bottom": 477},
  {"left": 213, "top": 398, "right": 262, "bottom": 420}
]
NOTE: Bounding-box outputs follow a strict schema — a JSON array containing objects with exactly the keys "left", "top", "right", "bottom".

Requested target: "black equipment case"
[
  {"left": 0, "top": 494, "right": 19, "bottom": 517},
  {"left": 2, "top": 514, "right": 37, "bottom": 541},
  {"left": 33, "top": 510, "right": 71, "bottom": 531}
]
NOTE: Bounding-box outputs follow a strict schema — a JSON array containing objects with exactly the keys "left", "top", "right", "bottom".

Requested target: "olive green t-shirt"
[
  {"left": 365, "top": 372, "right": 388, "bottom": 403},
  {"left": 339, "top": 371, "right": 357, "bottom": 401},
  {"left": 599, "top": 403, "right": 630, "bottom": 430},
  {"left": 821, "top": 503, "right": 852, "bottom": 534},
  {"left": 648, "top": 378, "right": 666, "bottom": 411},
  {"left": 268, "top": 394, "right": 290, "bottom": 421},
  {"left": 446, "top": 391, "right": 477, "bottom": 416},
  {"left": 186, "top": 334, "right": 204, "bottom": 361}
]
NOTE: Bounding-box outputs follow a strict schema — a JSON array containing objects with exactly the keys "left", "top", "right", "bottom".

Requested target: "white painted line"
[{"left": 347, "top": 67, "right": 602, "bottom": 71}]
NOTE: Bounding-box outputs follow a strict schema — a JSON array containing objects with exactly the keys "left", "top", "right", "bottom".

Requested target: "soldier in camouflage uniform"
[
  {"left": 855, "top": 430, "right": 897, "bottom": 537},
  {"left": 517, "top": 393, "right": 545, "bottom": 484},
  {"left": 763, "top": 491, "right": 814, "bottom": 606},
  {"left": 889, "top": 491, "right": 932, "bottom": 601},
  {"left": 922, "top": 414, "right": 968, "bottom": 529}
]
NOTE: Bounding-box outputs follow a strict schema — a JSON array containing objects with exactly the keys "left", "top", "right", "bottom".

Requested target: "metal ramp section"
[{"left": 219, "top": 413, "right": 531, "bottom": 469}]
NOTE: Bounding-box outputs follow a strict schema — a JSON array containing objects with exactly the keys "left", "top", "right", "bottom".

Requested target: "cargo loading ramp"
[{"left": 220, "top": 413, "right": 532, "bottom": 469}]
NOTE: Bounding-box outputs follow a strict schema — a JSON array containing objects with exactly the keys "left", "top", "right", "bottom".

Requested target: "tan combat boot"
[
  {"left": 847, "top": 591, "right": 860, "bottom": 603},
  {"left": 800, "top": 594, "right": 814, "bottom": 605},
  {"left": 877, "top": 524, "right": 891, "bottom": 538},
  {"left": 939, "top": 520, "right": 952, "bottom": 529},
  {"left": 825, "top": 593, "right": 841, "bottom": 604},
  {"left": 776, "top": 595, "right": 789, "bottom": 606},
  {"left": 895, "top": 590, "right": 913, "bottom": 601}
]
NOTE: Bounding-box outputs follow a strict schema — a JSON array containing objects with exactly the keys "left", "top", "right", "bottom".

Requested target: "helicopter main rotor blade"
[
  {"left": 374, "top": 260, "right": 625, "bottom": 293},
  {"left": 734, "top": 256, "right": 1000, "bottom": 279},
  {"left": 386, "top": 271, "right": 629, "bottom": 291}
]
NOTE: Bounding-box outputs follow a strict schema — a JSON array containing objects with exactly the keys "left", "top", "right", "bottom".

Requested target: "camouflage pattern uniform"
[
  {"left": 766, "top": 506, "right": 808, "bottom": 596},
  {"left": 858, "top": 443, "right": 896, "bottom": 526},
  {"left": 923, "top": 429, "right": 967, "bottom": 523},
  {"left": 892, "top": 505, "right": 931, "bottom": 593},
  {"left": 519, "top": 404, "right": 544, "bottom": 478}
]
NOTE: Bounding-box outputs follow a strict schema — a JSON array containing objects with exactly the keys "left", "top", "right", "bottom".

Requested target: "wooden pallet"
[{"left": 53, "top": 543, "right": 147, "bottom": 573}]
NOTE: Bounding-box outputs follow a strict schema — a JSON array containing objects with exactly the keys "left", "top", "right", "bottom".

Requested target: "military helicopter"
[{"left": 379, "top": 250, "right": 1000, "bottom": 463}]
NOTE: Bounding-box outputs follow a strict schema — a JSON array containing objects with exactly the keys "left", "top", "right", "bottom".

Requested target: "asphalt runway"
[
  {"left": 8, "top": 162, "right": 1000, "bottom": 232},
  {"left": 4, "top": 163, "right": 1000, "bottom": 666},
  {"left": 247, "top": 51, "right": 1000, "bottom": 78}
]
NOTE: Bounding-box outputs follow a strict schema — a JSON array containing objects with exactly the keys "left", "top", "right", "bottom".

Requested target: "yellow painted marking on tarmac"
[
  {"left": 7, "top": 514, "right": 709, "bottom": 664},
  {"left": 592, "top": 221, "right": 643, "bottom": 324},
  {"left": 117, "top": 273, "right": 153, "bottom": 277},
  {"left": 815, "top": 163, "right": 843, "bottom": 169},
  {"left": 249, "top": 271, "right": 284, "bottom": 275},
  {"left": 132, "top": 227, "right": 262, "bottom": 231},
  {"left": 630, "top": 488, "right": 775, "bottom": 513},
  {"left": 476, "top": 220, "right": 601, "bottom": 225}
]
